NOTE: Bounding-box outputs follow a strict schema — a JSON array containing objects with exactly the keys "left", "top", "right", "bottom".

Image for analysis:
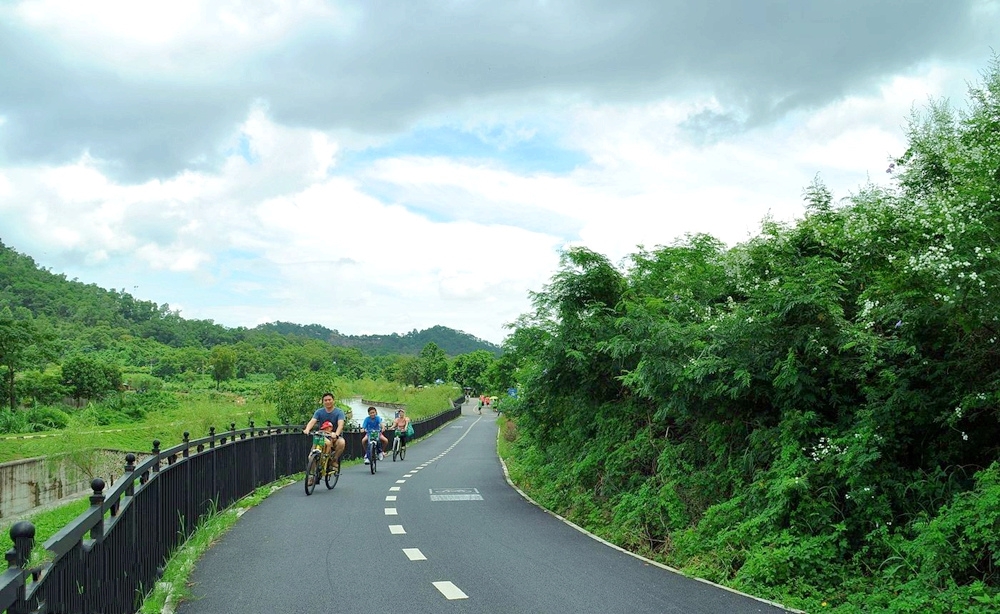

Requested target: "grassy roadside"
[
  {"left": 0, "top": 393, "right": 277, "bottom": 465},
  {"left": 0, "top": 497, "right": 91, "bottom": 566}
]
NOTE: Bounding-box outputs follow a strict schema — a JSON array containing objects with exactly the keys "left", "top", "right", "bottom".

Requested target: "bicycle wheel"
[
  {"left": 369, "top": 442, "right": 377, "bottom": 474},
  {"left": 392, "top": 437, "right": 399, "bottom": 462},
  {"left": 324, "top": 459, "right": 339, "bottom": 489},
  {"left": 304, "top": 455, "right": 319, "bottom": 495},
  {"left": 399, "top": 442, "right": 406, "bottom": 461}
]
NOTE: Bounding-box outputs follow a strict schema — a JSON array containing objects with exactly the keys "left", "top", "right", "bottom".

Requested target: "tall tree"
[
  {"left": 418, "top": 342, "right": 449, "bottom": 384},
  {"left": 62, "top": 354, "right": 122, "bottom": 406},
  {"left": 449, "top": 350, "right": 495, "bottom": 392},
  {"left": 0, "top": 306, "right": 54, "bottom": 410},
  {"left": 209, "top": 345, "right": 237, "bottom": 389}
]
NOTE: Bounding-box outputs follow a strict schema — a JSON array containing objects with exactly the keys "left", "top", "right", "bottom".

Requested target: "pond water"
[{"left": 342, "top": 397, "right": 398, "bottom": 430}]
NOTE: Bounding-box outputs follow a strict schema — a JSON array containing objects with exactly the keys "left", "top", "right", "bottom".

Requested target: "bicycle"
[
  {"left": 365, "top": 428, "right": 381, "bottom": 474},
  {"left": 391, "top": 430, "right": 406, "bottom": 462},
  {"left": 304, "top": 432, "right": 339, "bottom": 495}
]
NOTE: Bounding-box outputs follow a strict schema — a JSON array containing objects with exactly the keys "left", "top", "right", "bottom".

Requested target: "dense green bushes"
[
  {"left": 500, "top": 59, "right": 1000, "bottom": 611},
  {"left": 0, "top": 405, "right": 70, "bottom": 433}
]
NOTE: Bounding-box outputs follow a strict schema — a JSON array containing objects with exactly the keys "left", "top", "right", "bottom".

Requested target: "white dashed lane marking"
[
  {"left": 433, "top": 581, "right": 468, "bottom": 600},
  {"left": 386, "top": 495, "right": 397, "bottom": 501},
  {"left": 395, "top": 479, "right": 406, "bottom": 484},
  {"left": 403, "top": 548, "right": 427, "bottom": 561},
  {"left": 384, "top": 508, "right": 398, "bottom": 515},
  {"left": 389, "top": 525, "right": 406, "bottom": 534},
  {"left": 389, "top": 486, "right": 400, "bottom": 491}
]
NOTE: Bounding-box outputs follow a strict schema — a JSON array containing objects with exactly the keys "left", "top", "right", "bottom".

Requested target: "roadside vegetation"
[{"left": 497, "top": 61, "right": 1000, "bottom": 612}]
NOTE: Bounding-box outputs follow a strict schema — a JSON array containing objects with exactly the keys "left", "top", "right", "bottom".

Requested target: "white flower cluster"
[{"left": 806, "top": 436, "right": 844, "bottom": 462}]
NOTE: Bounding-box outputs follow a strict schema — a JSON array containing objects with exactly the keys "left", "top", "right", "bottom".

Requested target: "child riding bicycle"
[{"left": 361, "top": 406, "right": 388, "bottom": 464}]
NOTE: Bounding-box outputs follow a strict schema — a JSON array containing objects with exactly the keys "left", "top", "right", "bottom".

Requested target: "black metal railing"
[{"left": 1, "top": 407, "right": 460, "bottom": 614}]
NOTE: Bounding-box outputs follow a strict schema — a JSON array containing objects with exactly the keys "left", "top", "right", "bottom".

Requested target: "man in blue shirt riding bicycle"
[{"left": 303, "top": 392, "right": 346, "bottom": 474}]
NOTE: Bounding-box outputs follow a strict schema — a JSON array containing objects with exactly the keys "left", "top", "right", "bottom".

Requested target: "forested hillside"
[
  {"left": 0, "top": 248, "right": 494, "bottom": 356},
  {"left": 499, "top": 62, "right": 1000, "bottom": 612},
  {"left": 257, "top": 322, "right": 499, "bottom": 356},
  {"left": 0, "top": 240, "right": 499, "bottom": 422}
]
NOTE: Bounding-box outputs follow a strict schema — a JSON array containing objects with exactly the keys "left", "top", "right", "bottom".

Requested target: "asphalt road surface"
[{"left": 176, "top": 403, "right": 795, "bottom": 614}]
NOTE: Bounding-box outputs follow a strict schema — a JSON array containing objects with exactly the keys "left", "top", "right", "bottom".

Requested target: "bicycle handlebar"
[{"left": 306, "top": 431, "right": 337, "bottom": 439}]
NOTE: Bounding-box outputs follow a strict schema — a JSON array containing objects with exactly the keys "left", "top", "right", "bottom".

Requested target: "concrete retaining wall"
[{"left": 0, "top": 450, "right": 126, "bottom": 520}]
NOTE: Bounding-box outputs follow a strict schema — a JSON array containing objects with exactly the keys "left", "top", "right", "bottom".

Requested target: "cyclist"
[
  {"left": 392, "top": 408, "right": 411, "bottom": 450},
  {"left": 303, "top": 392, "right": 346, "bottom": 474},
  {"left": 361, "top": 406, "right": 388, "bottom": 464}
]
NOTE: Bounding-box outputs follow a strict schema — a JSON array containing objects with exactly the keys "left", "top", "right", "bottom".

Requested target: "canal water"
[{"left": 342, "top": 397, "right": 398, "bottom": 429}]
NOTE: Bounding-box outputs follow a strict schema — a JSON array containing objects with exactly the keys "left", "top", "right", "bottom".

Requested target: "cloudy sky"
[{"left": 1, "top": 1, "right": 997, "bottom": 344}]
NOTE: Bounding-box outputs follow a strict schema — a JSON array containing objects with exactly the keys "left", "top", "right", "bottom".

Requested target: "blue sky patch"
[
  {"left": 224, "top": 134, "right": 258, "bottom": 164},
  {"left": 340, "top": 125, "right": 588, "bottom": 175}
]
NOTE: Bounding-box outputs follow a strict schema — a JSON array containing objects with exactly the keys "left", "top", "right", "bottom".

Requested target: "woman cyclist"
[{"left": 392, "top": 409, "right": 411, "bottom": 451}]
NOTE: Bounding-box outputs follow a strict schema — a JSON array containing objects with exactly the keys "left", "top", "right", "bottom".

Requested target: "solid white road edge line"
[{"left": 495, "top": 426, "right": 803, "bottom": 614}]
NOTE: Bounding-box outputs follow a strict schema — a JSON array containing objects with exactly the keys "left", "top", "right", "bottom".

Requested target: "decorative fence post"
[
  {"left": 2, "top": 521, "right": 36, "bottom": 614},
  {"left": 124, "top": 453, "right": 136, "bottom": 496},
  {"left": 152, "top": 440, "right": 161, "bottom": 473},
  {"left": 88, "top": 479, "right": 106, "bottom": 542}
]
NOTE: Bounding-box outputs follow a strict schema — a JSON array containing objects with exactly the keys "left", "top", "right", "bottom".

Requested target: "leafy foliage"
[{"left": 499, "top": 59, "right": 1000, "bottom": 611}]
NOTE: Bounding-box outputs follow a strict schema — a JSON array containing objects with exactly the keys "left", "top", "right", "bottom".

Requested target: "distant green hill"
[
  {"left": 0, "top": 239, "right": 499, "bottom": 356},
  {"left": 254, "top": 322, "right": 499, "bottom": 356}
]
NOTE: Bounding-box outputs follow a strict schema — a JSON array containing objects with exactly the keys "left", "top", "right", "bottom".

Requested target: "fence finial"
[
  {"left": 90, "top": 479, "right": 106, "bottom": 540},
  {"left": 152, "top": 440, "right": 161, "bottom": 472},
  {"left": 8, "top": 521, "right": 35, "bottom": 569}
]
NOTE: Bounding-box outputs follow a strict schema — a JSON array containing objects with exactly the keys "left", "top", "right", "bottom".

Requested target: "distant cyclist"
[
  {"left": 392, "top": 408, "right": 411, "bottom": 449},
  {"left": 303, "top": 392, "right": 346, "bottom": 474},
  {"left": 361, "top": 406, "right": 388, "bottom": 464}
]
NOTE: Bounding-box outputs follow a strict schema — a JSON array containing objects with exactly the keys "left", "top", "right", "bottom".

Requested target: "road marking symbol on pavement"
[
  {"left": 395, "top": 479, "right": 406, "bottom": 484},
  {"left": 390, "top": 486, "right": 400, "bottom": 491},
  {"left": 403, "top": 548, "right": 426, "bottom": 561},
  {"left": 384, "top": 508, "right": 398, "bottom": 515},
  {"left": 386, "top": 495, "right": 397, "bottom": 501},
  {"left": 404, "top": 473, "right": 414, "bottom": 478},
  {"left": 429, "top": 487, "right": 483, "bottom": 501},
  {"left": 389, "top": 525, "right": 406, "bottom": 534},
  {"left": 432, "top": 581, "right": 468, "bottom": 600}
]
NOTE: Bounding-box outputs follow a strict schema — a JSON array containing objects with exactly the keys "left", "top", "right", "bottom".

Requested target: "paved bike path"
[{"left": 177, "top": 403, "right": 794, "bottom": 614}]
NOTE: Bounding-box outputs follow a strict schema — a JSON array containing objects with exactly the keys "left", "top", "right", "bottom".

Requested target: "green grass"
[
  {"left": 0, "top": 391, "right": 278, "bottom": 464},
  {"left": 0, "top": 497, "right": 91, "bottom": 566}
]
